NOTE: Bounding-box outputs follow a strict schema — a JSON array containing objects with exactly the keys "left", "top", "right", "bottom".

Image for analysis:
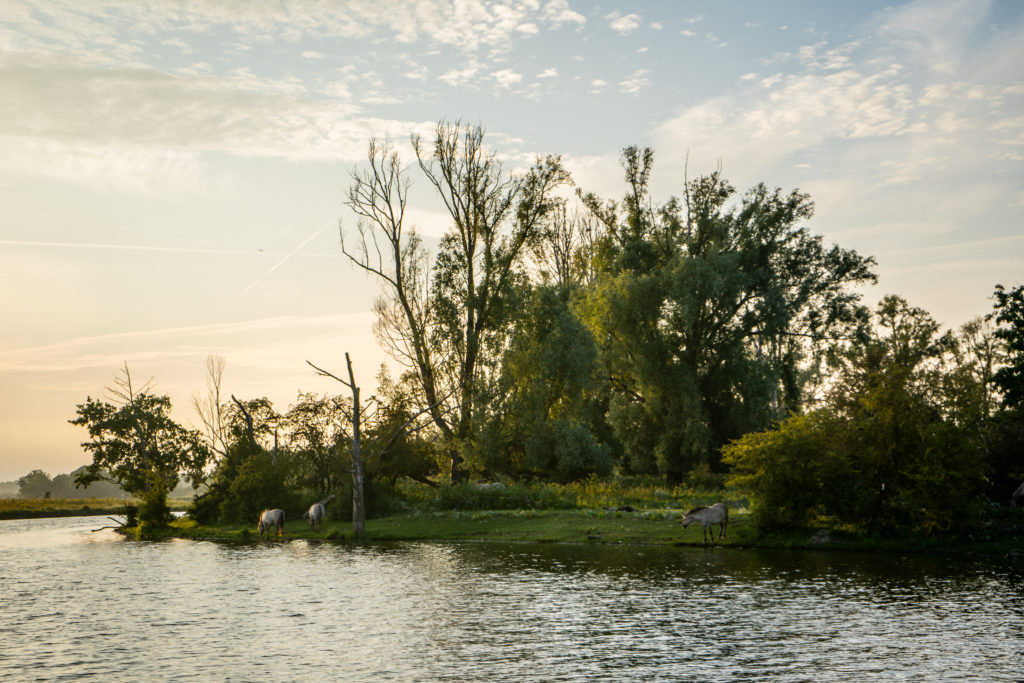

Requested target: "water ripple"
[{"left": 1, "top": 517, "right": 1022, "bottom": 681}]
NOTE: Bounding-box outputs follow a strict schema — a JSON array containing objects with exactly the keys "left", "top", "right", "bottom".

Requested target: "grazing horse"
[
  {"left": 307, "top": 503, "right": 326, "bottom": 532},
  {"left": 304, "top": 494, "right": 336, "bottom": 532},
  {"left": 682, "top": 503, "right": 728, "bottom": 546},
  {"left": 258, "top": 508, "right": 286, "bottom": 538}
]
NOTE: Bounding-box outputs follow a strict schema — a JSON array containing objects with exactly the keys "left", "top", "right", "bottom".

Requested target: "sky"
[{"left": 1, "top": 0, "right": 1022, "bottom": 482}]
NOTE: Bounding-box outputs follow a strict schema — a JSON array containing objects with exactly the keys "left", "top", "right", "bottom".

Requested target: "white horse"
[
  {"left": 304, "top": 494, "right": 336, "bottom": 532},
  {"left": 682, "top": 503, "right": 728, "bottom": 546},
  {"left": 307, "top": 503, "right": 326, "bottom": 532},
  {"left": 257, "top": 508, "right": 286, "bottom": 538}
]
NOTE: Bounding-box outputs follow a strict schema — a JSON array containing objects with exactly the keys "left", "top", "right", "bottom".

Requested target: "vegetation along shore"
[{"left": 43, "top": 122, "right": 1023, "bottom": 557}]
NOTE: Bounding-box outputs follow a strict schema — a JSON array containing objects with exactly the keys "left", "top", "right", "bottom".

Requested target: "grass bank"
[
  {"left": 0, "top": 497, "right": 191, "bottom": 520},
  {"left": 144, "top": 506, "right": 1023, "bottom": 557}
]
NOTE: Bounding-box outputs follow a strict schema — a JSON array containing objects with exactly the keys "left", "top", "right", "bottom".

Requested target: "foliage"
[
  {"left": 283, "top": 391, "right": 346, "bottom": 497},
  {"left": 218, "top": 451, "right": 300, "bottom": 523},
  {"left": 344, "top": 122, "right": 570, "bottom": 481},
  {"left": 480, "top": 285, "right": 613, "bottom": 481},
  {"left": 17, "top": 466, "right": 126, "bottom": 499},
  {"left": 137, "top": 472, "right": 173, "bottom": 526},
  {"left": 16, "top": 469, "right": 53, "bottom": 498},
  {"left": 420, "top": 482, "right": 572, "bottom": 512},
  {"left": 726, "top": 296, "right": 989, "bottom": 534},
  {"left": 188, "top": 396, "right": 282, "bottom": 524},
  {"left": 992, "top": 283, "right": 1024, "bottom": 409},
  {"left": 70, "top": 367, "right": 209, "bottom": 528},
  {"left": 578, "top": 147, "right": 876, "bottom": 482},
  {"left": 723, "top": 411, "right": 845, "bottom": 529}
]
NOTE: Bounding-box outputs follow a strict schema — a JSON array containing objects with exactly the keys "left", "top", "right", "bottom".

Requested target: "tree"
[
  {"left": 309, "top": 354, "right": 441, "bottom": 536},
  {"left": 342, "top": 121, "right": 569, "bottom": 482},
  {"left": 987, "top": 283, "right": 1024, "bottom": 502},
  {"left": 480, "top": 285, "right": 613, "bottom": 481},
  {"left": 992, "top": 283, "right": 1024, "bottom": 409},
  {"left": 283, "top": 392, "right": 346, "bottom": 498},
  {"left": 579, "top": 148, "right": 876, "bottom": 481},
  {"left": 70, "top": 365, "right": 210, "bottom": 526},
  {"left": 192, "top": 355, "right": 230, "bottom": 461},
  {"left": 189, "top": 395, "right": 282, "bottom": 524},
  {"left": 17, "top": 469, "right": 53, "bottom": 498},
  {"left": 727, "top": 296, "right": 989, "bottom": 534}
]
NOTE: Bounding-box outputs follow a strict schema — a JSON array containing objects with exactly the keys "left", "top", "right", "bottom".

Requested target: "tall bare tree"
[
  {"left": 192, "top": 355, "right": 229, "bottom": 460},
  {"left": 342, "top": 121, "right": 568, "bottom": 481}
]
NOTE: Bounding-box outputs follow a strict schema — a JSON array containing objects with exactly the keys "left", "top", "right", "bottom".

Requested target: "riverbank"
[
  {"left": 0, "top": 497, "right": 190, "bottom": 520},
  {"left": 146, "top": 507, "right": 1023, "bottom": 557}
]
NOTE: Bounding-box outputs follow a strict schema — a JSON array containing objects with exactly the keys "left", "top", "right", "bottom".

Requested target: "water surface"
[{"left": 1, "top": 516, "right": 1021, "bottom": 681}]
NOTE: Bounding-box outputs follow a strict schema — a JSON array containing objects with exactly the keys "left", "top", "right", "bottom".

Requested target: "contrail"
[{"left": 242, "top": 219, "right": 334, "bottom": 293}]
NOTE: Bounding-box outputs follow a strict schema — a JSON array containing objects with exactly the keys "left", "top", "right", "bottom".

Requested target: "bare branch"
[{"left": 306, "top": 360, "right": 354, "bottom": 389}]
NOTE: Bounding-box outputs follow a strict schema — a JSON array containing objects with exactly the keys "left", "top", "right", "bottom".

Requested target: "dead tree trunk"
[
  {"left": 308, "top": 354, "right": 450, "bottom": 539},
  {"left": 345, "top": 354, "right": 367, "bottom": 536}
]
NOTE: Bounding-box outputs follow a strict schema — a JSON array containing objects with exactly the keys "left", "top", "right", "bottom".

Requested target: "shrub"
[
  {"left": 137, "top": 475, "right": 173, "bottom": 527},
  {"left": 723, "top": 411, "right": 846, "bottom": 529}
]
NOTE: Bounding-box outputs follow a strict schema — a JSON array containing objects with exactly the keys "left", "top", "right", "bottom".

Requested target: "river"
[{"left": 1, "top": 515, "right": 1021, "bottom": 681}]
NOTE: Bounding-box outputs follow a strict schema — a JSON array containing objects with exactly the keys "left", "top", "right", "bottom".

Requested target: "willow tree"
[
  {"left": 580, "top": 147, "right": 877, "bottom": 482},
  {"left": 342, "top": 121, "right": 568, "bottom": 482}
]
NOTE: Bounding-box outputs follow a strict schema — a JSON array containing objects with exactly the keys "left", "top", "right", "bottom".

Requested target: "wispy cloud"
[
  {"left": 606, "top": 11, "right": 642, "bottom": 35},
  {"left": 542, "top": 0, "right": 586, "bottom": 27},
  {"left": 0, "top": 312, "right": 375, "bottom": 373},
  {"left": 620, "top": 69, "right": 650, "bottom": 94},
  {"left": 492, "top": 68, "right": 524, "bottom": 89}
]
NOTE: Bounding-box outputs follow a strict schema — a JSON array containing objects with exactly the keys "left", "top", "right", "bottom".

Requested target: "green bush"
[
  {"left": 723, "top": 411, "right": 843, "bottom": 529},
  {"left": 724, "top": 406, "right": 988, "bottom": 534},
  {"left": 137, "top": 475, "right": 173, "bottom": 527},
  {"left": 218, "top": 452, "right": 300, "bottom": 523},
  {"left": 426, "top": 482, "right": 572, "bottom": 511}
]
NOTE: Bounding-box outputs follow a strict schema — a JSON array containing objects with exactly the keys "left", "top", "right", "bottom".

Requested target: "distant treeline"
[{"left": 8, "top": 466, "right": 193, "bottom": 499}]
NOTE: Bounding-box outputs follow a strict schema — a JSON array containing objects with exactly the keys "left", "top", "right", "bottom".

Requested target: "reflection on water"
[{"left": 1, "top": 516, "right": 1021, "bottom": 681}]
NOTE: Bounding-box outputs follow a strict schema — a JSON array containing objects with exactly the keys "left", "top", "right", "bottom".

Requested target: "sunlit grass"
[{"left": 0, "top": 496, "right": 192, "bottom": 519}]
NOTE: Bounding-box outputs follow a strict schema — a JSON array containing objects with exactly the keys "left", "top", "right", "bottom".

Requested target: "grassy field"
[
  {"left": 0, "top": 497, "right": 192, "bottom": 520},
  {"left": 148, "top": 505, "right": 1022, "bottom": 557},
  {"left": 12, "top": 476, "right": 1018, "bottom": 557}
]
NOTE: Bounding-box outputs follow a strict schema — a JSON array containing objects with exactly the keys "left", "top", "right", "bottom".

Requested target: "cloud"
[
  {"left": 589, "top": 78, "right": 608, "bottom": 93},
  {"left": 2, "top": 0, "right": 589, "bottom": 69},
  {"left": 542, "top": 0, "right": 586, "bottom": 27},
  {"left": 605, "top": 11, "right": 642, "bottom": 35},
  {"left": 619, "top": 69, "right": 650, "bottom": 94},
  {"left": 492, "top": 68, "right": 523, "bottom": 89},
  {"left": 537, "top": 67, "right": 558, "bottom": 78},
  {"left": 439, "top": 61, "right": 483, "bottom": 87},
  {"left": 0, "top": 53, "right": 439, "bottom": 190},
  {"left": 0, "top": 312, "right": 377, "bottom": 373}
]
